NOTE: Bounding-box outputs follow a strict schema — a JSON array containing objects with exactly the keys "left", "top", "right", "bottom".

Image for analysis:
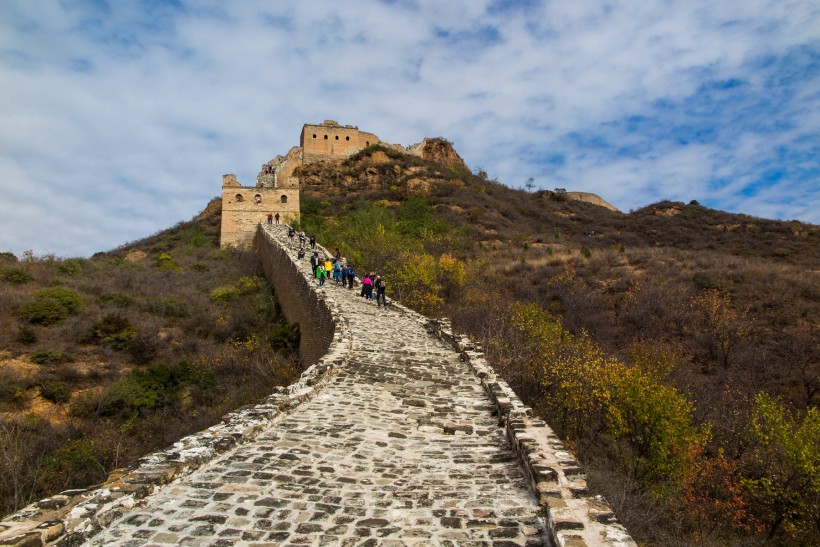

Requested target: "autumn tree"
[
  {"left": 692, "top": 289, "right": 751, "bottom": 369},
  {"left": 743, "top": 392, "right": 820, "bottom": 542}
]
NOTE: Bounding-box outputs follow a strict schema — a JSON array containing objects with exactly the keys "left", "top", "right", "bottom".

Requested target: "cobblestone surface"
[{"left": 87, "top": 226, "right": 547, "bottom": 546}]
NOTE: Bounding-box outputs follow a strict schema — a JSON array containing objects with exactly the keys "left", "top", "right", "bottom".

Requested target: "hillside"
[
  {"left": 0, "top": 203, "right": 301, "bottom": 516},
  {"left": 295, "top": 143, "right": 819, "bottom": 546}
]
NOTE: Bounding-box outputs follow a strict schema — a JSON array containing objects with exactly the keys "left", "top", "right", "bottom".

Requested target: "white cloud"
[{"left": 0, "top": 0, "right": 817, "bottom": 256}]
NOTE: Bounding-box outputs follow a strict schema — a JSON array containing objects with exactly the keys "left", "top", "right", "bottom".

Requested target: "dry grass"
[{"left": 0, "top": 205, "right": 302, "bottom": 515}]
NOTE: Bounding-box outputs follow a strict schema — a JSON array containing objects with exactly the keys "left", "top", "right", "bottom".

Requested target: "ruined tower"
[{"left": 220, "top": 121, "right": 382, "bottom": 248}]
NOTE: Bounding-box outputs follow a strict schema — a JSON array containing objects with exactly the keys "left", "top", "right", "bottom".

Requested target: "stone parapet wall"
[
  {"left": 254, "top": 226, "right": 336, "bottom": 365},
  {"left": 427, "top": 318, "right": 637, "bottom": 547}
]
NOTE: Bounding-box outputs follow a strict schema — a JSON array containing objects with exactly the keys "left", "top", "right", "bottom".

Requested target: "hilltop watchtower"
[{"left": 300, "top": 120, "right": 379, "bottom": 164}]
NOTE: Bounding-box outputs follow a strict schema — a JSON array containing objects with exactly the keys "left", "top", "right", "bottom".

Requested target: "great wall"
[
  {"left": 0, "top": 223, "right": 635, "bottom": 546},
  {"left": 1, "top": 122, "right": 635, "bottom": 545}
]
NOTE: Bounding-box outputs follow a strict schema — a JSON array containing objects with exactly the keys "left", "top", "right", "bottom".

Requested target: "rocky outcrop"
[
  {"left": 409, "top": 137, "right": 470, "bottom": 173},
  {"left": 565, "top": 191, "right": 620, "bottom": 212}
]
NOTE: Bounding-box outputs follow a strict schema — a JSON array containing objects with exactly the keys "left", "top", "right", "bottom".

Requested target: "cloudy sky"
[{"left": 1, "top": 0, "right": 818, "bottom": 257}]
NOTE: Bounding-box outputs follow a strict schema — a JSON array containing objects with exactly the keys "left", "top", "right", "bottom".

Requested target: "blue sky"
[{"left": 1, "top": 0, "right": 818, "bottom": 257}]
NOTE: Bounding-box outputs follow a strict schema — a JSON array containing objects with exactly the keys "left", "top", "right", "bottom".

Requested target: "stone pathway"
[{"left": 87, "top": 226, "right": 547, "bottom": 546}]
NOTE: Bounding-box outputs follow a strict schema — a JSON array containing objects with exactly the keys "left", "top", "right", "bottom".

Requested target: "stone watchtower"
[
  {"left": 300, "top": 120, "right": 379, "bottom": 164},
  {"left": 220, "top": 120, "right": 382, "bottom": 248},
  {"left": 220, "top": 173, "right": 300, "bottom": 248}
]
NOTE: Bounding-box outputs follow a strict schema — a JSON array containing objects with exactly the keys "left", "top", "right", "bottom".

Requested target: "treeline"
[{"left": 296, "top": 192, "right": 819, "bottom": 546}]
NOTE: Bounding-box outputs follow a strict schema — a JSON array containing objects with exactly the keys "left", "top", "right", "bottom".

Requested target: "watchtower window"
[
  {"left": 254, "top": 194, "right": 262, "bottom": 204},
  {"left": 366, "top": 141, "right": 370, "bottom": 146},
  {"left": 324, "top": 135, "right": 328, "bottom": 140},
  {"left": 335, "top": 135, "right": 339, "bottom": 140},
  {"left": 280, "top": 195, "right": 288, "bottom": 204},
  {"left": 345, "top": 136, "right": 350, "bottom": 141},
  {"left": 235, "top": 194, "right": 244, "bottom": 202},
  {"left": 312, "top": 134, "right": 317, "bottom": 138}
]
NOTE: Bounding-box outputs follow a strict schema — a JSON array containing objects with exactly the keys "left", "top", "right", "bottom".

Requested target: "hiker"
[
  {"left": 299, "top": 231, "right": 306, "bottom": 247},
  {"left": 375, "top": 275, "right": 386, "bottom": 307},
  {"left": 310, "top": 252, "right": 319, "bottom": 278},
  {"left": 309, "top": 234, "right": 316, "bottom": 249},
  {"left": 297, "top": 248, "right": 305, "bottom": 260},
  {"left": 317, "top": 264, "right": 326, "bottom": 287},
  {"left": 340, "top": 264, "right": 348, "bottom": 287},
  {"left": 324, "top": 257, "right": 333, "bottom": 279},
  {"left": 288, "top": 227, "right": 295, "bottom": 244},
  {"left": 333, "top": 262, "right": 341, "bottom": 284},
  {"left": 361, "top": 273, "right": 373, "bottom": 300},
  {"left": 274, "top": 212, "right": 280, "bottom": 224},
  {"left": 347, "top": 265, "right": 356, "bottom": 289},
  {"left": 266, "top": 213, "right": 273, "bottom": 225}
]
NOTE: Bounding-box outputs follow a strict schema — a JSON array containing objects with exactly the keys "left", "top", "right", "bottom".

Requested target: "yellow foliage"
[
  {"left": 494, "top": 301, "right": 706, "bottom": 490},
  {"left": 628, "top": 339, "right": 687, "bottom": 379},
  {"left": 384, "top": 252, "right": 443, "bottom": 315},
  {"left": 744, "top": 392, "right": 820, "bottom": 538}
]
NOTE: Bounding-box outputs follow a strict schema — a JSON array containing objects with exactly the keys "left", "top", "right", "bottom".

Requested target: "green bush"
[
  {"left": 98, "top": 361, "right": 206, "bottom": 418},
  {"left": 35, "top": 287, "right": 83, "bottom": 313},
  {"left": 40, "top": 382, "right": 71, "bottom": 404},
  {"left": 155, "top": 253, "right": 183, "bottom": 273},
  {"left": 83, "top": 314, "right": 137, "bottom": 350},
  {"left": 236, "top": 276, "right": 263, "bottom": 294},
  {"left": 38, "top": 438, "right": 106, "bottom": 492},
  {"left": 16, "top": 298, "right": 71, "bottom": 326},
  {"left": 0, "top": 251, "right": 17, "bottom": 262},
  {"left": 269, "top": 322, "right": 300, "bottom": 352},
  {"left": 210, "top": 285, "right": 240, "bottom": 303},
  {"left": 580, "top": 246, "right": 592, "bottom": 259},
  {"left": 2, "top": 268, "right": 33, "bottom": 284},
  {"left": 188, "top": 229, "right": 209, "bottom": 248},
  {"left": 57, "top": 259, "right": 84, "bottom": 276},
  {"left": 30, "top": 350, "right": 64, "bottom": 365}
]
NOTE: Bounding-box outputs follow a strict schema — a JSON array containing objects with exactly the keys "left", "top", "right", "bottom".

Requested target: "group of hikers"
[
  {"left": 287, "top": 227, "right": 315, "bottom": 250},
  {"left": 283, "top": 230, "right": 388, "bottom": 307}
]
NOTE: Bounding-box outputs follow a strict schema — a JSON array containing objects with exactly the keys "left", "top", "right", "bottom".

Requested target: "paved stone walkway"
[{"left": 88, "top": 226, "right": 547, "bottom": 546}]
